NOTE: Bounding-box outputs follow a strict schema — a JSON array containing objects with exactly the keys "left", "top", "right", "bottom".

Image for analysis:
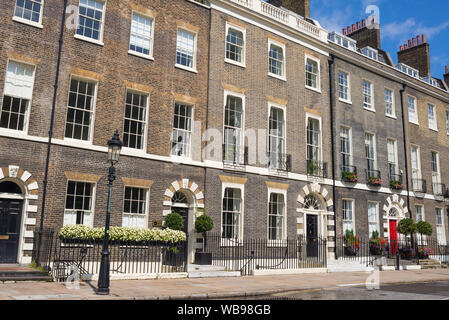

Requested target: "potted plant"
[
  {"left": 368, "top": 176, "right": 382, "bottom": 187},
  {"left": 416, "top": 221, "right": 433, "bottom": 240},
  {"left": 417, "top": 248, "right": 432, "bottom": 259},
  {"left": 390, "top": 180, "right": 404, "bottom": 190},
  {"left": 369, "top": 231, "right": 387, "bottom": 255},
  {"left": 344, "top": 230, "right": 360, "bottom": 256},
  {"left": 163, "top": 213, "right": 185, "bottom": 267},
  {"left": 194, "top": 214, "right": 214, "bottom": 265},
  {"left": 342, "top": 171, "right": 358, "bottom": 183}
]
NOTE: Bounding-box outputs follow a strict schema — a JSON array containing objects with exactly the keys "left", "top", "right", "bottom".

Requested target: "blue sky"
[{"left": 310, "top": 0, "right": 449, "bottom": 79}]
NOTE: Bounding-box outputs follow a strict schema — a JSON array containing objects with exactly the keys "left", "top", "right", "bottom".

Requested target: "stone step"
[
  {"left": 188, "top": 270, "right": 241, "bottom": 278},
  {"left": 0, "top": 276, "right": 53, "bottom": 282},
  {"left": 187, "top": 264, "right": 227, "bottom": 272},
  {"left": 0, "top": 270, "right": 52, "bottom": 282}
]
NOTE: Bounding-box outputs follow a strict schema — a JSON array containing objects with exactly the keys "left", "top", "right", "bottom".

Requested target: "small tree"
[
  {"left": 397, "top": 218, "right": 417, "bottom": 236},
  {"left": 165, "top": 212, "right": 184, "bottom": 231},
  {"left": 416, "top": 221, "right": 433, "bottom": 238},
  {"left": 195, "top": 215, "right": 214, "bottom": 252}
]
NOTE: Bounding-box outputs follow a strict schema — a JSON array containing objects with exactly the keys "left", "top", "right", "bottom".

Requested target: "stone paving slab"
[{"left": 0, "top": 269, "right": 448, "bottom": 300}]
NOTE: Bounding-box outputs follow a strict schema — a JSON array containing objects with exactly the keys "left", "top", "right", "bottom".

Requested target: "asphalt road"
[{"left": 240, "top": 281, "right": 449, "bottom": 300}]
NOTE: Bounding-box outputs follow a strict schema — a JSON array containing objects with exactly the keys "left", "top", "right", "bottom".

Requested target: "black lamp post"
[{"left": 97, "top": 130, "right": 123, "bottom": 295}]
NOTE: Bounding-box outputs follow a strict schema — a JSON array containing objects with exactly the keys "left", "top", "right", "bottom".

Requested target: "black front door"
[
  {"left": 171, "top": 207, "right": 189, "bottom": 233},
  {"left": 306, "top": 214, "right": 318, "bottom": 257},
  {"left": 0, "top": 199, "right": 23, "bottom": 264}
]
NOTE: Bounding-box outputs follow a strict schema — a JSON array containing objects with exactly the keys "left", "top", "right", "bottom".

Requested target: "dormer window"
[
  {"left": 328, "top": 32, "right": 357, "bottom": 52},
  {"left": 361, "top": 46, "right": 378, "bottom": 61}
]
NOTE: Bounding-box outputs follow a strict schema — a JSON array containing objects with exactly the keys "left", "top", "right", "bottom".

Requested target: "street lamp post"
[{"left": 97, "top": 130, "right": 123, "bottom": 295}]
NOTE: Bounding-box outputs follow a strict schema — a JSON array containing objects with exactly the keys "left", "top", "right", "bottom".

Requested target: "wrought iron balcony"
[
  {"left": 366, "top": 170, "right": 382, "bottom": 187},
  {"left": 268, "top": 152, "right": 291, "bottom": 173},
  {"left": 307, "top": 160, "right": 328, "bottom": 178},
  {"left": 341, "top": 165, "right": 358, "bottom": 183},
  {"left": 432, "top": 183, "right": 447, "bottom": 197},
  {"left": 223, "top": 144, "right": 248, "bottom": 167},
  {"left": 412, "top": 179, "right": 427, "bottom": 194}
]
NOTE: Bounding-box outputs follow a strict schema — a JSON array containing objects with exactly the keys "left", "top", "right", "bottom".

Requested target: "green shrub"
[
  {"left": 416, "top": 221, "right": 433, "bottom": 236},
  {"left": 397, "top": 218, "right": 417, "bottom": 236},
  {"left": 195, "top": 215, "right": 214, "bottom": 233},
  {"left": 165, "top": 212, "right": 184, "bottom": 231}
]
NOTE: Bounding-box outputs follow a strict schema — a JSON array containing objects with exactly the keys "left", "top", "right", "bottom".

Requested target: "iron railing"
[
  {"left": 267, "top": 152, "right": 291, "bottom": 172},
  {"left": 341, "top": 165, "right": 358, "bottom": 183},
  {"left": 412, "top": 179, "right": 427, "bottom": 194},
  {"left": 432, "top": 182, "right": 446, "bottom": 197},
  {"left": 204, "top": 232, "right": 327, "bottom": 276},
  {"left": 223, "top": 144, "right": 248, "bottom": 167},
  {"left": 366, "top": 170, "right": 382, "bottom": 186},
  {"left": 33, "top": 231, "right": 188, "bottom": 282},
  {"left": 307, "top": 160, "right": 328, "bottom": 178},
  {"left": 390, "top": 173, "right": 404, "bottom": 190}
]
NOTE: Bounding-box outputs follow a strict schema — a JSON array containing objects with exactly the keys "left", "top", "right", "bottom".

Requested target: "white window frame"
[
  {"left": 0, "top": 59, "right": 36, "bottom": 136},
  {"left": 445, "top": 110, "right": 449, "bottom": 136},
  {"left": 365, "top": 132, "right": 377, "bottom": 172},
  {"left": 128, "top": 11, "right": 155, "bottom": 60},
  {"left": 384, "top": 88, "right": 396, "bottom": 118},
  {"left": 267, "top": 187, "right": 287, "bottom": 243},
  {"left": 368, "top": 202, "right": 380, "bottom": 238},
  {"left": 387, "top": 138, "right": 399, "bottom": 177},
  {"left": 427, "top": 103, "right": 438, "bottom": 131},
  {"left": 305, "top": 54, "right": 321, "bottom": 93},
  {"left": 306, "top": 113, "right": 323, "bottom": 165},
  {"left": 225, "top": 22, "right": 246, "bottom": 68},
  {"left": 342, "top": 199, "right": 355, "bottom": 235},
  {"left": 267, "top": 103, "right": 287, "bottom": 170},
  {"left": 415, "top": 204, "right": 425, "bottom": 245},
  {"left": 171, "top": 101, "right": 194, "bottom": 160},
  {"left": 408, "top": 95, "right": 419, "bottom": 125},
  {"left": 431, "top": 151, "right": 442, "bottom": 194},
  {"left": 223, "top": 90, "right": 245, "bottom": 164},
  {"left": 436, "top": 208, "right": 446, "bottom": 245},
  {"left": 411, "top": 145, "right": 422, "bottom": 191},
  {"left": 175, "top": 27, "right": 198, "bottom": 73},
  {"left": 221, "top": 182, "right": 244, "bottom": 243},
  {"left": 121, "top": 89, "right": 150, "bottom": 153},
  {"left": 12, "top": 0, "right": 44, "bottom": 29},
  {"left": 74, "top": 0, "right": 106, "bottom": 46},
  {"left": 338, "top": 70, "right": 351, "bottom": 103},
  {"left": 122, "top": 186, "right": 149, "bottom": 229},
  {"left": 267, "top": 39, "right": 286, "bottom": 81},
  {"left": 362, "top": 79, "right": 375, "bottom": 111},
  {"left": 63, "top": 75, "right": 98, "bottom": 145},
  {"left": 340, "top": 126, "right": 353, "bottom": 169},
  {"left": 63, "top": 180, "right": 96, "bottom": 227}
]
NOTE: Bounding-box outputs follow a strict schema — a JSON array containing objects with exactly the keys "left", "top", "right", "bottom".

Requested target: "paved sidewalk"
[{"left": 1, "top": 269, "right": 449, "bottom": 300}]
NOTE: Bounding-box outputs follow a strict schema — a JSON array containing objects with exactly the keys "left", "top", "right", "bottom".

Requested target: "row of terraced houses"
[{"left": 1, "top": 0, "right": 449, "bottom": 265}]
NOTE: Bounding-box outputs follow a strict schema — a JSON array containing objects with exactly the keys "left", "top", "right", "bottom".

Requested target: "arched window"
[
  {"left": 172, "top": 191, "right": 188, "bottom": 205},
  {"left": 388, "top": 208, "right": 399, "bottom": 218},
  {"left": 0, "top": 181, "right": 22, "bottom": 194},
  {"left": 304, "top": 194, "right": 322, "bottom": 210}
]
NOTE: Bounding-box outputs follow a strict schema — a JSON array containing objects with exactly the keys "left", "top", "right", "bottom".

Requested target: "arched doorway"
[
  {"left": 302, "top": 194, "right": 325, "bottom": 257},
  {"left": 171, "top": 191, "right": 191, "bottom": 234},
  {"left": 0, "top": 180, "right": 25, "bottom": 264},
  {"left": 383, "top": 194, "right": 408, "bottom": 241}
]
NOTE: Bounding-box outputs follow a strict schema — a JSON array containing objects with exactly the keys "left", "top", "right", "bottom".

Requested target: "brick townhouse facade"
[{"left": 1, "top": 0, "right": 449, "bottom": 265}]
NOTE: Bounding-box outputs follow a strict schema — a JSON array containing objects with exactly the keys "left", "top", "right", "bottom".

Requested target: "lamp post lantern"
[{"left": 97, "top": 130, "right": 123, "bottom": 295}]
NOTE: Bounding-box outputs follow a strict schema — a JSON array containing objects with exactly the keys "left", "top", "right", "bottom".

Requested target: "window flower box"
[
  {"left": 342, "top": 171, "right": 358, "bottom": 183},
  {"left": 368, "top": 177, "right": 382, "bottom": 187},
  {"left": 390, "top": 180, "right": 404, "bottom": 190}
]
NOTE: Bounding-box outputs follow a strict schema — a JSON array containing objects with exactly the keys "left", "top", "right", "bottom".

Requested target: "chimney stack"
[
  {"left": 267, "top": 0, "right": 311, "bottom": 18},
  {"left": 444, "top": 65, "right": 449, "bottom": 88},
  {"left": 345, "top": 17, "right": 381, "bottom": 50},
  {"left": 398, "top": 34, "right": 431, "bottom": 78}
]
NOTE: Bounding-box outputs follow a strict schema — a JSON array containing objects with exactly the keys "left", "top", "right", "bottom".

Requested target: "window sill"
[
  {"left": 225, "top": 58, "right": 246, "bottom": 68},
  {"left": 363, "top": 107, "right": 376, "bottom": 113},
  {"left": 121, "top": 147, "right": 147, "bottom": 156},
  {"left": 63, "top": 138, "right": 94, "bottom": 148},
  {"left": 386, "top": 114, "right": 397, "bottom": 120},
  {"left": 0, "top": 128, "right": 28, "bottom": 138},
  {"left": 305, "top": 85, "right": 321, "bottom": 94},
  {"left": 74, "top": 34, "right": 104, "bottom": 47},
  {"left": 12, "top": 16, "right": 43, "bottom": 29},
  {"left": 339, "top": 98, "right": 352, "bottom": 105},
  {"left": 128, "top": 50, "right": 154, "bottom": 61},
  {"left": 268, "top": 73, "right": 287, "bottom": 82},
  {"left": 429, "top": 127, "right": 439, "bottom": 132},
  {"left": 175, "top": 64, "right": 198, "bottom": 74},
  {"left": 409, "top": 120, "right": 420, "bottom": 126}
]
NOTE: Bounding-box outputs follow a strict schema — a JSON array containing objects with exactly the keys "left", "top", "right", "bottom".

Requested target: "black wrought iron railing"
[
  {"left": 267, "top": 152, "right": 291, "bottom": 172},
  {"left": 223, "top": 144, "right": 248, "bottom": 166},
  {"left": 204, "top": 233, "right": 327, "bottom": 276},
  {"left": 390, "top": 174, "right": 404, "bottom": 190},
  {"left": 341, "top": 165, "right": 358, "bottom": 183},
  {"left": 412, "top": 179, "right": 427, "bottom": 194},
  {"left": 307, "top": 160, "right": 328, "bottom": 178},
  {"left": 432, "top": 182, "right": 446, "bottom": 197},
  {"left": 33, "top": 232, "right": 189, "bottom": 282}
]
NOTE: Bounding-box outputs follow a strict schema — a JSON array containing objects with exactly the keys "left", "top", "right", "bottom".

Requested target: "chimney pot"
[
  {"left": 408, "top": 39, "right": 412, "bottom": 47},
  {"left": 362, "top": 19, "right": 366, "bottom": 27},
  {"left": 357, "top": 22, "right": 361, "bottom": 30},
  {"left": 446, "top": 65, "right": 449, "bottom": 74},
  {"left": 347, "top": 26, "right": 351, "bottom": 34},
  {"left": 400, "top": 45, "right": 403, "bottom": 51},
  {"left": 412, "top": 38, "right": 416, "bottom": 47},
  {"left": 352, "top": 24, "right": 355, "bottom": 32},
  {"left": 422, "top": 34, "right": 426, "bottom": 43},
  {"left": 417, "top": 35, "right": 421, "bottom": 45},
  {"left": 404, "top": 44, "right": 408, "bottom": 49},
  {"left": 372, "top": 15, "right": 376, "bottom": 23},
  {"left": 342, "top": 28, "right": 346, "bottom": 35}
]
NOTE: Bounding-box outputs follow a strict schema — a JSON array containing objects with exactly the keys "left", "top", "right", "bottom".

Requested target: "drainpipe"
[
  {"left": 328, "top": 54, "right": 337, "bottom": 259},
  {"left": 36, "top": 0, "right": 68, "bottom": 266},
  {"left": 399, "top": 83, "right": 414, "bottom": 246}
]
